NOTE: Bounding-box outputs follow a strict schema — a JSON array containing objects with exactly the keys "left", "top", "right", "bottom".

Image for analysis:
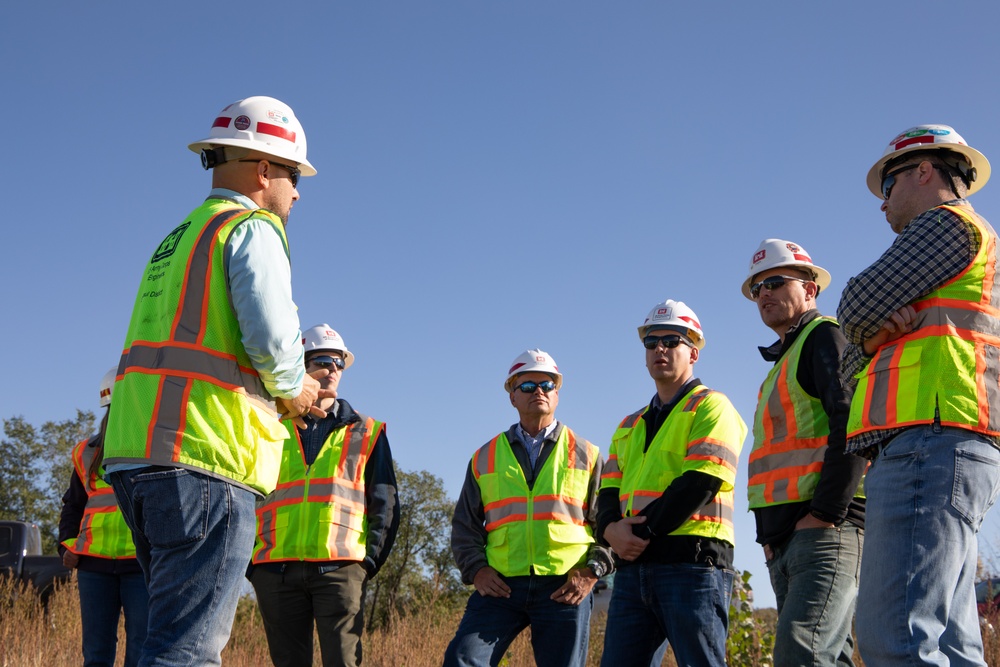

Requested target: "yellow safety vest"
[
  {"left": 848, "top": 204, "right": 1000, "bottom": 438},
  {"left": 749, "top": 317, "right": 864, "bottom": 508},
  {"left": 601, "top": 385, "right": 746, "bottom": 545},
  {"left": 61, "top": 438, "right": 136, "bottom": 559},
  {"left": 472, "top": 426, "right": 598, "bottom": 577},
  {"left": 253, "top": 415, "right": 384, "bottom": 563},
  {"left": 104, "top": 199, "right": 290, "bottom": 494}
]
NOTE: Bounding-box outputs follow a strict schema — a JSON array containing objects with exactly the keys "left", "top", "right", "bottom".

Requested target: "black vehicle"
[{"left": 0, "top": 520, "right": 73, "bottom": 606}]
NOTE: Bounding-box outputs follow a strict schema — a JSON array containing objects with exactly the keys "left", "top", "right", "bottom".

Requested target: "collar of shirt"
[
  {"left": 210, "top": 188, "right": 258, "bottom": 210},
  {"left": 758, "top": 309, "right": 822, "bottom": 363},
  {"left": 516, "top": 420, "right": 558, "bottom": 453}
]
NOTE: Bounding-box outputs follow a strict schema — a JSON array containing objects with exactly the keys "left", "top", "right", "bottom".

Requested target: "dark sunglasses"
[
  {"left": 239, "top": 159, "right": 301, "bottom": 188},
  {"left": 642, "top": 335, "right": 689, "bottom": 350},
  {"left": 880, "top": 163, "right": 920, "bottom": 200},
  {"left": 307, "top": 355, "right": 345, "bottom": 370},
  {"left": 514, "top": 380, "right": 557, "bottom": 394},
  {"left": 749, "top": 275, "right": 809, "bottom": 300}
]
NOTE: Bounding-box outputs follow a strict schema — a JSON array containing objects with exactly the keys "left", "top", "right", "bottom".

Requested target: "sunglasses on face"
[
  {"left": 880, "top": 163, "right": 920, "bottom": 200},
  {"left": 749, "top": 275, "right": 809, "bottom": 300},
  {"left": 307, "top": 355, "right": 345, "bottom": 370},
  {"left": 238, "top": 159, "right": 301, "bottom": 188},
  {"left": 514, "top": 380, "right": 557, "bottom": 394},
  {"left": 642, "top": 335, "right": 689, "bottom": 350}
]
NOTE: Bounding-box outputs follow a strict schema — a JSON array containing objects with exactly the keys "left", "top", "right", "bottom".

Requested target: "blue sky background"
[{"left": 5, "top": 2, "right": 1000, "bottom": 609}]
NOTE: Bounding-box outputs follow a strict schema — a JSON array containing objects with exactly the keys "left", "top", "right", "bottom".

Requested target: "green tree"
[
  {"left": 0, "top": 411, "right": 95, "bottom": 552},
  {"left": 365, "top": 465, "right": 465, "bottom": 630}
]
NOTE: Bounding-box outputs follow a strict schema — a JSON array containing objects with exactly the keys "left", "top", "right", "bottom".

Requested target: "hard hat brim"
[
  {"left": 865, "top": 143, "right": 990, "bottom": 199},
  {"left": 188, "top": 138, "right": 317, "bottom": 177}
]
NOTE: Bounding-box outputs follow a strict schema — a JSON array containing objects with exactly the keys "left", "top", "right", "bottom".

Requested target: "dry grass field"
[{"left": 4, "top": 576, "right": 1000, "bottom": 667}]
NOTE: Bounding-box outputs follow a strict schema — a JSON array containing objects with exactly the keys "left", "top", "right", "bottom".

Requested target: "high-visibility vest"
[
  {"left": 601, "top": 385, "right": 746, "bottom": 545},
  {"left": 104, "top": 199, "right": 290, "bottom": 494},
  {"left": 749, "top": 316, "right": 864, "bottom": 508},
  {"left": 848, "top": 204, "right": 1000, "bottom": 438},
  {"left": 60, "top": 438, "right": 136, "bottom": 559},
  {"left": 472, "top": 426, "right": 598, "bottom": 577},
  {"left": 252, "top": 415, "right": 384, "bottom": 563}
]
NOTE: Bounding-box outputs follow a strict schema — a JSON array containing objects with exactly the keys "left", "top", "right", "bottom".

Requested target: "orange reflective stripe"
[
  {"left": 602, "top": 454, "right": 621, "bottom": 482},
  {"left": 474, "top": 435, "right": 499, "bottom": 479},
  {"left": 687, "top": 437, "right": 739, "bottom": 473},
  {"left": 682, "top": 389, "right": 711, "bottom": 412},
  {"left": 620, "top": 410, "right": 644, "bottom": 428},
  {"left": 483, "top": 497, "right": 529, "bottom": 530},
  {"left": 118, "top": 342, "right": 268, "bottom": 401},
  {"left": 748, "top": 435, "right": 827, "bottom": 464}
]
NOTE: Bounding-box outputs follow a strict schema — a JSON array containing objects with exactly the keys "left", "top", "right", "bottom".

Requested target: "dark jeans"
[
  {"left": 249, "top": 561, "right": 368, "bottom": 667},
  {"left": 77, "top": 569, "right": 149, "bottom": 667},
  {"left": 443, "top": 574, "right": 593, "bottom": 667}
]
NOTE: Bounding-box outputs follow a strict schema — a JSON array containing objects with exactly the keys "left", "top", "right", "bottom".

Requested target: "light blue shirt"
[
  {"left": 517, "top": 420, "right": 559, "bottom": 470},
  {"left": 215, "top": 188, "right": 305, "bottom": 399}
]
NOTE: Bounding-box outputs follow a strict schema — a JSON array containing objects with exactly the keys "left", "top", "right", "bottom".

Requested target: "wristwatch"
[{"left": 586, "top": 559, "right": 607, "bottom": 579}]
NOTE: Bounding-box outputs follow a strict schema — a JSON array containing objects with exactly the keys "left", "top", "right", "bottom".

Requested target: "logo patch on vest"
[{"left": 151, "top": 222, "right": 190, "bottom": 262}]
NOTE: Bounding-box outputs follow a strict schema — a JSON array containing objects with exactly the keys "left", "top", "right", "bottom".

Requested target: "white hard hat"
[
  {"left": 741, "top": 239, "right": 832, "bottom": 301},
  {"left": 638, "top": 300, "right": 705, "bottom": 349},
  {"left": 302, "top": 324, "right": 355, "bottom": 369},
  {"left": 99, "top": 366, "right": 116, "bottom": 408},
  {"left": 866, "top": 124, "right": 990, "bottom": 199},
  {"left": 504, "top": 349, "right": 563, "bottom": 392},
  {"left": 188, "top": 96, "right": 316, "bottom": 176}
]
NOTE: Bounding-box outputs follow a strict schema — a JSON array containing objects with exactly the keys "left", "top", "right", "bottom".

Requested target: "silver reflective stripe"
[
  {"left": 257, "top": 509, "right": 276, "bottom": 557},
  {"left": 474, "top": 437, "right": 497, "bottom": 478},
  {"left": 484, "top": 499, "right": 528, "bottom": 528},
  {"left": 918, "top": 305, "right": 1000, "bottom": 337},
  {"left": 697, "top": 498, "right": 733, "bottom": 523},
  {"left": 747, "top": 446, "right": 827, "bottom": 479},
  {"left": 148, "top": 375, "right": 189, "bottom": 462},
  {"left": 683, "top": 388, "right": 711, "bottom": 412},
  {"left": 986, "top": 344, "right": 1000, "bottom": 432},
  {"left": 567, "top": 435, "right": 591, "bottom": 472},
  {"left": 688, "top": 440, "right": 740, "bottom": 468},
  {"left": 340, "top": 421, "right": 369, "bottom": 484},
  {"left": 603, "top": 457, "right": 620, "bottom": 476},
  {"left": 621, "top": 411, "right": 644, "bottom": 428},
  {"left": 867, "top": 343, "right": 898, "bottom": 427},
  {"left": 765, "top": 383, "right": 788, "bottom": 442},
  {"left": 85, "top": 492, "right": 119, "bottom": 510},
  {"left": 533, "top": 497, "right": 586, "bottom": 523},
  {"left": 120, "top": 343, "right": 269, "bottom": 402},
  {"left": 174, "top": 209, "right": 246, "bottom": 343}
]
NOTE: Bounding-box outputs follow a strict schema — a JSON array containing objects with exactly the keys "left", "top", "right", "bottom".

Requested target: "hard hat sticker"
[
  {"left": 234, "top": 115, "right": 251, "bottom": 131},
  {"left": 266, "top": 110, "right": 290, "bottom": 125},
  {"left": 753, "top": 250, "right": 766, "bottom": 263}
]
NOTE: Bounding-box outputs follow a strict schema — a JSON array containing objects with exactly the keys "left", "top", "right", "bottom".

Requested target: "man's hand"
[
  {"left": 277, "top": 370, "right": 336, "bottom": 428},
  {"left": 62, "top": 551, "right": 79, "bottom": 569},
  {"left": 603, "top": 515, "right": 650, "bottom": 561},
  {"left": 794, "top": 513, "right": 836, "bottom": 531},
  {"left": 550, "top": 566, "right": 598, "bottom": 605},
  {"left": 473, "top": 566, "right": 511, "bottom": 598},
  {"left": 863, "top": 305, "right": 918, "bottom": 355}
]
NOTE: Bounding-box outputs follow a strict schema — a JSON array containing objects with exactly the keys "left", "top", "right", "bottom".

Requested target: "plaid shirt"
[{"left": 836, "top": 199, "right": 981, "bottom": 455}]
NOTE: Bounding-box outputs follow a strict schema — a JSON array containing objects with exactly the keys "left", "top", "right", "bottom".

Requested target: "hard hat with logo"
[
  {"left": 866, "top": 124, "right": 990, "bottom": 199},
  {"left": 741, "top": 239, "right": 832, "bottom": 301},
  {"left": 188, "top": 96, "right": 316, "bottom": 176},
  {"left": 504, "top": 349, "right": 563, "bottom": 392},
  {"left": 638, "top": 300, "right": 705, "bottom": 349},
  {"left": 302, "top": 324, "right": 355, "bottom": 369},
  {"left": 99, "top": 366, "right": 116, "bottom": 408}
]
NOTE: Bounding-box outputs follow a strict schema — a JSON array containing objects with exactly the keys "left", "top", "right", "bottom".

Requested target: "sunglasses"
[
  {"left": 749, "top": 275, "right": 809, "bottom": 300},
  {"left": 880, "top": 163, "right": 920, "bottom": 200},
  {"left": 514, "top": 380, "right": 557, "bottom": 394},
  {"left": 239, "top": 159, "right": 301, "bottom": 188},
  {"left": 307, "top": 355, "right": 345, "bottom": 370},
  {"left": 642, "top": 335, "right": 689, "bottom": 350}
]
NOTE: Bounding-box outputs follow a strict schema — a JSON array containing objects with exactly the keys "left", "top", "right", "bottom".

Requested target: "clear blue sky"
[{"left": 6, "top": 2, "right": 1000, "bottom": 609}]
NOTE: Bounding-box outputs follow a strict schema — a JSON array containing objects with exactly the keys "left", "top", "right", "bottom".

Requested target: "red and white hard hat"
[
  {"left": 638, "top": 300, "right": 705, "bottom": 349},
  {"left": 504, "top": 349, "right": 563, "bottom": 392},
  {"left": 99, "top": 366, "right": 116, "bottom": 408},
  {"left": 741, "top": 239, "right": 831, "bottom": 301},
  {"left": 188, "top": 96, "right": 316, "bottom": 176},
  {"left": 866, "top": 124, "right": 990, "bottom": 199},
  {"left": 302, "top": 324, "right": 355, "bottom": 368}
]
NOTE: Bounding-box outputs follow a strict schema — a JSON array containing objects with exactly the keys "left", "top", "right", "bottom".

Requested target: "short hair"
[{"left": 885, "top": 149, "right": 970, "bottom": 197}]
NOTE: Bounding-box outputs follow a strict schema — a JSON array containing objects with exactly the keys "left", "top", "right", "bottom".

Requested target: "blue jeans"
[
  {"left": 443, "top": 574, "right": 593, "bottom": 667},
  {"left": 77, "top": 569, "right": 149, "bottom": 667},
  {"left": 600, "top": 562, "right": 733, "bottom": 667},
  {"left": 766, "top": 524, "right": 862, "bottom": 667},
  {"left": 856, "top": 425, "right": 1000, "bottom": 667},
  {"left": 109, "top": 467, "right": 257, "bottom": 667}
]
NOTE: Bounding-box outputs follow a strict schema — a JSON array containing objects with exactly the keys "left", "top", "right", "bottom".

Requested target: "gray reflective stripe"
[
  {"left": 174, "top": 209, "right": 246, "bottom": 344},
  {"left": 474, "top": 437, "right": 498, "bottom": 478},
  {"left": 262, "top": 480, "right": 365, "bottom": 507},
  {"left": 603, "top": 457, "right": 620, "bottom": 475},
  {"left": 148, "top": 374, "right": 189, "bottom": 462},
  {"left": 533, "top": 497, "right": 586, "bottom": 523},
  {"left": 84, "top": 493, "right": 119, "bottom": 510},
  {"left": 683, "top": 388, "right": 711, "bottom": 412},
  {"left": 257, "top": 509, "right": 276, "bottom": 557},
  {"left": 568, "top": 436, "right": 591, "bottom": 472},
  {"left": 986, "top": 345, "right": 1000, "bottom": 432},
  {"left": 747, "top": 445, "right": 827, "bottom": 479},
  {"left": 484, "top": 500, "right": 528, "bottom": 527},
  {"left": 765, "top": 382, "right": 788, "bottom": 442},
  {"left": 688, "top": 440, "right": 740, "bottom": 468},
  {"left": 867, "top": 343, "right": 897, "bottom": 427},
  {"left": 918, "top": 305, "right": 1000, "bottom": 337},
  {"left": 79, "top": 444, "right": 95, "bottom": 473},
  {"left": 621, "top": 411, "right": 644, "bottom": 428},
  {"left": 340, "top": 421, "right": 368, "bottom": 483},
  {"left": 120, "top": 343, "right": 269, "bottom": 402},
  {"left": 627, "top": 494, "right": 656, "bottom": 513},
  {"left": 697, "top": 498, "right": 734, "bottom": 524}
]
